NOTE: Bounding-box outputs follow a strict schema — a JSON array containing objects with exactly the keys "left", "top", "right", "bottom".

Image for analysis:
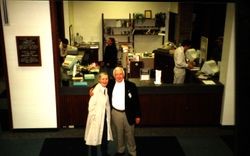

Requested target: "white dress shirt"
[
  {"left": 112, "top": 80, "right": 125, "bottom": 111},
  {"left": 174, "top": 46, "right": 188, "bottom": 69},
  {"left": 173, "top": 46, "right": 188, "bottom": 84}
]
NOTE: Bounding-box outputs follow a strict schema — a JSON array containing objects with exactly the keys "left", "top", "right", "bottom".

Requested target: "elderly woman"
[{"left": 84, "top": 72, "right": 113, "bottom": 156}]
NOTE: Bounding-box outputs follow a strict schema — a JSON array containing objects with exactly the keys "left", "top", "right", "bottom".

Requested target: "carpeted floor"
[
  {"left": 220, "top": 135, "right": 235, "bottom": 152},
  {"left": 39, "top": 136, "right": 185, "bottom": 156},
  {"left": 136, "top": 136, "right": 185, "bottom": 156},
  {"left": 0, "top": 127, "right": 234, "bottom": 156},
  {"left": 39, "top": 137, "right": 88, "bottom": 156}
]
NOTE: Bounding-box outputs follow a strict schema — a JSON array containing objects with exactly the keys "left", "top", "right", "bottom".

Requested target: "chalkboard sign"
[{"left": 16, "top": 36, "right": 41, "bottom": 66}]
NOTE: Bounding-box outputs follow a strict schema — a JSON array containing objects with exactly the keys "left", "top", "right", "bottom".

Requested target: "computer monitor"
[
  {"left": 201, "top": 60, "right": 219, "bottom": 75},
  {"left": 81, "top": 51, "right": 90, "bottom": 66}
]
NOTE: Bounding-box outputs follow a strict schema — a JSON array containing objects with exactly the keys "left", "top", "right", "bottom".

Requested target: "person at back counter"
[
  {"left": 173, "top": 39, "right": 195, "bottom": 84},
  {"left": 59, "top": 38, "right": 78, "bottom": 63},
  {"left": 102, "top": 37, "right": 118, "bottom": 79}
]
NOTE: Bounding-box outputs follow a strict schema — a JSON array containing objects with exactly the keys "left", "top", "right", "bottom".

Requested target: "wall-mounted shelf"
[
  {"left": 102, "top": 13, "right": 133, "bottom": 50},
  {"left": 132, "top": 15, "right": 165, "bottom": 48},
  {"left": 132, "top": 27, "right": 160, "bottom": 35},
  {"left": 101, "top": 13, "right": 166, "bottom": 61}
]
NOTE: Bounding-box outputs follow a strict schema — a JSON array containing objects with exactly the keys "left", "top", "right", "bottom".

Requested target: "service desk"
[{"left": 59, "top": 77, "right": 223, "bottom": 127}]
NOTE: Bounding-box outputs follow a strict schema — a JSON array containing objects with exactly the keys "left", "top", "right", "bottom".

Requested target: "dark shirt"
[{"left": 103, "top": 45, "right": 118, "bottom": 68}]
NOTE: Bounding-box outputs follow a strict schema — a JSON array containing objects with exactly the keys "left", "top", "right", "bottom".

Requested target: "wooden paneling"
[
  {"left": 59, "top": 90, "right": 222, "bottom": 127},
  {"left": 139, "top": 92, "right": 222, "bottom": 126},
  {"left": 139, "top": 94, "right": 185, "bottom": 125},
  {"left": 59, "top": 95, "right": 89, "bottom": 127}
]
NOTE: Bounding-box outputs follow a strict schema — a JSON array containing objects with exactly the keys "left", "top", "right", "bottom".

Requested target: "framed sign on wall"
[
  {"left": 144, "top": 10, "right": 152, "bottom": 19},
  {"left": 16, "top": 36, "right": 41, "bottom": 66}
]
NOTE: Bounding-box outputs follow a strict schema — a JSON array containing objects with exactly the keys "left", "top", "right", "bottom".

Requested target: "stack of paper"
[{"left": 202, "top": 80, "right": 216, "bottom": 85}]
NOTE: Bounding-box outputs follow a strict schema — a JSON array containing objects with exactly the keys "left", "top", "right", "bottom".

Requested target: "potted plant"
[{"left": 134, "top": 13, "right": 145, "bottom": 24}]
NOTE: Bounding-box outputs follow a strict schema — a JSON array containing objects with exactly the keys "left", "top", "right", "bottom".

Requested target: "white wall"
[
  {"left": 3, "top": 1, "right": 57, "bottom": 129},
  {"left": 220, "top": 3, "right": 235, "bottom": 125},
  {"left": 64, "top": 1, "right": 173, "bottom": 60}
]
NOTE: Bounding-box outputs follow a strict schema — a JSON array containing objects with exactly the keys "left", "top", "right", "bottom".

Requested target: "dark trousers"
[{"left": 89, "top": 113, "right": 108, "bottom": 156}]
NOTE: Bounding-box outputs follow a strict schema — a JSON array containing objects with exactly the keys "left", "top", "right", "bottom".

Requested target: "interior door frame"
[
  {"left": 0, "top": 6, "right": 12, "bottom": 130},
  {"left": 49, "top": 0, "right": 65, "bottom": 128}
]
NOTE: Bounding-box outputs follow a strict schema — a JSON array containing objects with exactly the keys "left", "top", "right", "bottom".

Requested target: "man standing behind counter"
[
  {"left": 102, "top": 37, "right": 118, "bottom": 79},
  {"left": 59, "top": 38, "right": 78, "bottom": 63},
  {"left": 173, "top": 39, "right": 195, "bottom": 84}
]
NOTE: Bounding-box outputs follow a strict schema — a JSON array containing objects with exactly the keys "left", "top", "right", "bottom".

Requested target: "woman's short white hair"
[{"left": 98, "top": 72, "right": 108, "bottom": 80}]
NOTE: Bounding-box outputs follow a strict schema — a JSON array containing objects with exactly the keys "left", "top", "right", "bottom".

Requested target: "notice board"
[{"left": 16, "top": 36, "right": 41, "bottom": 66}]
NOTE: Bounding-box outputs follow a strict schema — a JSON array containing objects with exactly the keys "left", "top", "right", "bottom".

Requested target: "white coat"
[{"left": 84, "top": 83, "right": 113, "bottom": 146}]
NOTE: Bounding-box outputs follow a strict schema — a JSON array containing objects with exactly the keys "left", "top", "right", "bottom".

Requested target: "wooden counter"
[{"left": 59, "top": 76, "right": 223, "bottom": 127}]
